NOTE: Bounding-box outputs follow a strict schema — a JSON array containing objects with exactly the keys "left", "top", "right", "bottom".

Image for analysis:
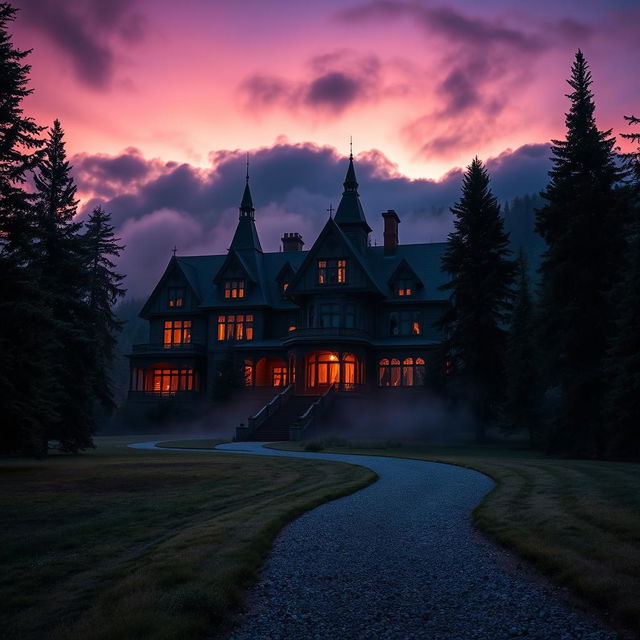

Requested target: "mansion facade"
[{"left": 128, "top": 155, "right": 448, "bottom": 406}]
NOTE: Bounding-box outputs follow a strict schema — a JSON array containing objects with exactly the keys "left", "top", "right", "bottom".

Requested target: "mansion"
[{"left": 128, "top": 154, "right": 448, "bottom": 424}]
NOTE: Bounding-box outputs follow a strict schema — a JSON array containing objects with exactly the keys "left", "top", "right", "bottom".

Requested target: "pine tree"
[
  {"left": 32, "top": 119, "right": 95, "bottom": 452},
  {"left": 440, "top": 157, "right": 515, "bottom": 442},
  {"left": 83, "top": 205, "right": 126, "bottom": 410},
  {"left": 503, "top": 250, "right": 539, "bottom": 444},
  {"left": 603, "top": 115, "right": 640, "bottom": 459},
  {"left": 535, "top": 51, "right": 625, "bottom": 457},
  {"left": 0, "top": 3, "right": 56, "bottom": 457}
]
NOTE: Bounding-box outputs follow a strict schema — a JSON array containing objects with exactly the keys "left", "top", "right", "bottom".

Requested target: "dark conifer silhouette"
[
  {"left": 440, "top": 157, "right": 515, "bottom": 442},
  {"left": 33, "top": 119, "right": 94, "bottom": 453},
  {"left": 535, "top": 51, "right": 625, "bottom": 456},
  {"left": 84, "top": 205, "right": 126, "bottom": 410},
  {"left": 0, "top": 2, "right": 56, "bottom": 457},
  {"left": 503, "top": 250, "right": 539, "bottom": 444},
  {"left": 603, "top": 115, "right": 640, "bottom": 459}
]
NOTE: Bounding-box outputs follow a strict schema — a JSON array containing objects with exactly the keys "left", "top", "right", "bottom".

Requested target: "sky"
[{"left": 9, "top": 0, "right": 640, "bottom": 297}]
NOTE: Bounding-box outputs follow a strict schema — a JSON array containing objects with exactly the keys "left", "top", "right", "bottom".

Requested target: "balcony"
[
  {"left": 282, "top": 327, "right": 371, "bottom": 345},
  {"left": 131, "top": 342, "right": 205, "bottom": 355}
]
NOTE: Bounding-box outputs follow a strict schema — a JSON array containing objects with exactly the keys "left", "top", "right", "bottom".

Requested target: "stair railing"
[
  {"left": 290, "top": 383, "right": 336, "bottom": 441},
  {"left": 236, "top": 384, "right": 293, "bottom": 440}
]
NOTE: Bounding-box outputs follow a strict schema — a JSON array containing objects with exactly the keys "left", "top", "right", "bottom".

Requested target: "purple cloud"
[
  {"left": 14, "top": 0, "right": 145, "bottom": 89},
  {"left": 73, "top": 142, "right": 552, "bottom": 297}
]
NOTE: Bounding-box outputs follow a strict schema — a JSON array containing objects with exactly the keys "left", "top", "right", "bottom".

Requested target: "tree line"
[
  {"left": 439, "top": 50, "right": 639, "bottom": 459},
  {"left": 0, "top": 4, "right": 125, "bottom": 457}
]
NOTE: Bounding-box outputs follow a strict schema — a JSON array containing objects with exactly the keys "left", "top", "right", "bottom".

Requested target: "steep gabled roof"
[
  {"left": 139, "top": 255, "right": 206, "bottom": 318},
  {"left": 287, "top": 216, "right": 384, "bottom": 295},
  {"left": 386, "top": 257, "right": 424, "bottom": 289}
]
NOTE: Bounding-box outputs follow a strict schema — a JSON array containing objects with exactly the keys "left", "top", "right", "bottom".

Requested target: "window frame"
[{"left": 216, "top": 313, "right": 254, "bottom": 341}]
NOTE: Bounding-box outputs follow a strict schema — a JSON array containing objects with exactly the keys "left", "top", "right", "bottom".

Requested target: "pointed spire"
[
  {"left": 231, "top": 158, "right": 262, "bottom": 252},
  {"left": 240, "top": 154, "right": 255, "bottom": 218},
  {"left": 334, "top": 148, "right": 371, "bottom": 241}
]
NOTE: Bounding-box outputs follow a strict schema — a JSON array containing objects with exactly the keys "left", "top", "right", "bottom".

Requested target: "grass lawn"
[
  {"left": 0, "top": 435, "right": 375, "bottom": 640},
  {"left": 271, "top": 439, "right": 640, "bottom": 633}
]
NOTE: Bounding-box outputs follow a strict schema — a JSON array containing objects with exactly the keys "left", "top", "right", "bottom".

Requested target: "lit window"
[
  {"left": 168, "top": 287, "right": 185, "bottom": 308},
  {"left": 318, "top": 259, "right": 347, "bottom": 285},
  {"left": 163, "top": 320, "right": 192, "bottom": 346},
  {"left": 244, "top": 360, "right": 254, "bottom": 387},
  {"left": 389, "top": 311, "right": 421, "bottom": 336},
  {"left": 378, "top": 357, "right": 426, "bottom": 387},
  {"left": 288, "top": 324, "right": 296, "bottom": 332},
  {"left": 283, "top": 282, "right": 289, "bottom": 292},
  {"left": 396, "top": 279, "right": 413, "bottom": 296},
  {"left": 217, "top": 314, "right": 254, "bottom": 341},
  {"left": 338, "top": 259, "right": 346, "bottom": 283},
  {"left": 151, "top": 368, "right": 196, "bottom": 394},
  {"left": 224, "top": 280, "right": 245, "bottom": 299},
  {"left": 318, "top": 260, "right": 326, "bottom": 285}
]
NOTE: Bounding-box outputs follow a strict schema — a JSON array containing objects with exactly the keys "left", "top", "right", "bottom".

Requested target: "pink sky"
[
  {"left": 7, "top": 1, "right": 640, "bottom": 297},
  {"left": 12, "top": 0, "right": 640, "bottom": 180}
]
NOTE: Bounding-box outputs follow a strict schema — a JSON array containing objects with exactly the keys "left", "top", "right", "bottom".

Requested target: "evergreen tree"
[
  {"left": 32, "top": 119, "right": 95, "bottom": 452},
  {"left": 83, "top": 205, "right": 126, "bottom": 410},
  {"left": 440, "top": 157, "right": 515, "bottom": 442},
  {"left": 503, "top": 250, "right": 539, "bottom": 444},
  {"left": 0, "top": 2, "right": 56, "bottom": 457},
  {"left": 604, "top": 115, "right": 640, "bottom": 459},
  {"left": 535, "top": 51, "right": 625, "bottom": 457}
]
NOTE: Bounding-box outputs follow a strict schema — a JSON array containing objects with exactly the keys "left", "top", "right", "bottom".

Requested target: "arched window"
[
  {"left": 307, "top": 352, "right": 362, "bottom": 390},
  {"left": 378, "top": 356, "right": 427, "bottom": 387}
]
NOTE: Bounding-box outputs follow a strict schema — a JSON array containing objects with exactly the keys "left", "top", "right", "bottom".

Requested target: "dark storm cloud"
[
  {"left": 240, "top": 51, "right": 385, "bottom": 116},
  {"left": 305, "top": 72, "right": 361, "bottom": 111},
  {"left": 333, "top": 1, "right": 593, "bottom": 160},
  {"left": 74, "top": 143, "right": 552, "bottom": 297},
  {"left": 14, "top": 0, "right": 145, "bottom": 89}
]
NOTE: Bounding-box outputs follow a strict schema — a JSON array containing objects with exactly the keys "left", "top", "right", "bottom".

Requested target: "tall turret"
[
  {"left": 334, "top": 152, "right": 371, "bottom": 251},
  {"left": 229, "top": 164, "right": 262, "bottom": 252}
]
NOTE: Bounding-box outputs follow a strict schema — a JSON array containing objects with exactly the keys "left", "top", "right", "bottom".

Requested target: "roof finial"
[
  {"left": 245, "top": 152, "right": 249, "bottom": 184},
  {"left": 327, "top": 204, "right": 334, "bottom": 218},
  {"left": 172, "top": 245, "right": 177, "bottom": 257},
  {"left": 349, "top": 136, "right": 353, "bottom": 159}
]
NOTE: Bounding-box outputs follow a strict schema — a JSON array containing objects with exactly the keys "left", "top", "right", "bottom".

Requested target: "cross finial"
[
  {"left": 349, "top": 136, "right": 353, "bottom": 159},
  {"left": 172, "top": 246, "right": 177, "bottom": 257},
  {"left": 327, "top": 204, "right": 334, "bottom": 218},
  {"left": 245, "top": 153, "right": 249, "bottom": 183}
]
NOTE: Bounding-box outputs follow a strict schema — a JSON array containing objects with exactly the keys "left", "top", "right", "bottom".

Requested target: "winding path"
[{"left": 131, "top": 441, "right": 616, "bottom": 639}]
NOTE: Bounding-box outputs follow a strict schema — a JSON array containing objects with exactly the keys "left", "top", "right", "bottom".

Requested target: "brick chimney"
[
  {"left": 382, "top": 210, "right": 400, "bottom": 255},
  {"left": 282, "top": 232, "right": 304, "bottom": 252}
]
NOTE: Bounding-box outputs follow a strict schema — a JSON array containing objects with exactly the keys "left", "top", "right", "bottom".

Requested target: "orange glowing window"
[
  {"left": 217, "top": 313, "right": 254, "bottom": 341},
  {"left": 318, "top": 260, "right": 327, "bottom": 285},
  {"left": 224, "top": 280, "right": 245, "bottom": 299},
  {"left": 318, "top": 259, "right": 347, "bottom": 285},
  {"left": 163, "top": 320, "right": 191, "bottom": 346},
  {"left": 288, "top": 325, "right": 296, "bottom": 332},
  {"left": 396, "top": 279, "right": 413, "bottom": 296},
  {"left": 151, "top": 368, "right": 196, "bottom": 394},
  {"left": 283, "top": 282, "right": 289, "bottom": 292},
  {"left": 168, "top": 287, "right": 185, "bottom": 308}
]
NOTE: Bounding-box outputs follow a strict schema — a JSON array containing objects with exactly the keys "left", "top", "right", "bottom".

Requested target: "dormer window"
[
  {"left": 224, "top": 280, "right": 245, "bottom": 299},
  {"left": 396, "top": 279, "right": 413, "bottom": 296},
  {"left": 168, "top": 287, "right": 185, "bottom": 308},
  {"left": 318, "top": 258, "right": 347, "bottom": 285}
]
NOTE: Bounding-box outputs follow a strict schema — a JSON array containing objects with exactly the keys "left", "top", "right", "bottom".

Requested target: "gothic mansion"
[{"left": 128, "top": 155, "right": 448, "bottom": 405}]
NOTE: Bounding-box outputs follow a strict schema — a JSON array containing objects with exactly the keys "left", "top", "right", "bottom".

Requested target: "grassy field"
[
  {"left": 271, "top": 439, "right": 640, "bottom": 633},
  {"left": 0, "top": 435, "right": 375, "bottom": 640}
]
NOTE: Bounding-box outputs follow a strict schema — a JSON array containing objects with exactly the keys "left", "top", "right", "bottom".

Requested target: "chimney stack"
[
  {"left": 282, "top": 232, "right": 304, "bottom": 252},
  {"left": 382, "top": 210, "right": 400, "bottom": 255}
]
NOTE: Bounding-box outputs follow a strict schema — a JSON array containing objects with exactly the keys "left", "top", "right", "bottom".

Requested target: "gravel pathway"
[{"left": 131, "top": 441, "right": 618, "bottom": 639}]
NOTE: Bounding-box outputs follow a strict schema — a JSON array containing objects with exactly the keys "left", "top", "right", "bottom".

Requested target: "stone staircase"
[{"left": 249, "top": 395, "right": 318, "bottom": 441}]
